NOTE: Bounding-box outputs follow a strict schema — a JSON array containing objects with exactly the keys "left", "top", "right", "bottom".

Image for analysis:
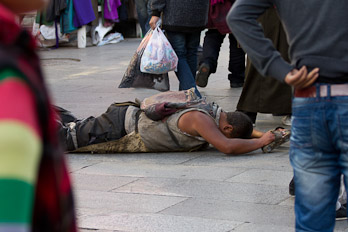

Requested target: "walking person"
[
  {"left": 228, "top": 1, "right": 348, "bottom": 231},
  {"left": 236, "top": 7, "right": 292, "bottom": 126},
  {"left": 149, "top": 0, "right": 210, "bottom": 98},
  {"left": 196, "top": 0, "right": 245, "bottom": 88}
]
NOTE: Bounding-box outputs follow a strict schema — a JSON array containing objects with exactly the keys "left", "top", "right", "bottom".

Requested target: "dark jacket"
[
  {"left": 228, "top": 0, "right": 348, "bottom": 83},
  {"left": 150, "top": 0, "right": 209, "bottom": 33}
]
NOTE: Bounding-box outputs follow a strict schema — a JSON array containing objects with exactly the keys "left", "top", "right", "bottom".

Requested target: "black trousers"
[
  {"left": 58, "top": 104, "right": 129, "bottom": 151},
  {"left": 200, "top": 29, "right": 245, "bottom": 83}
]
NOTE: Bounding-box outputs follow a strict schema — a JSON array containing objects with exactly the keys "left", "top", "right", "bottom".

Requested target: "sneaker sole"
[{"left": 336, "top": 217, "right": 347, "bottom": 221}]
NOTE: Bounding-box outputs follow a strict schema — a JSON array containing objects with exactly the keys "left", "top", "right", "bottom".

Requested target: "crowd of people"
[{"left": 1, "top": 0, "right": 347, "bottom": 231}]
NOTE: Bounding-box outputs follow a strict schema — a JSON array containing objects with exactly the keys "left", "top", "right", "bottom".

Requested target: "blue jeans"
[
  {"left": 134, "top": 0, "right": 150, "bottom": 36},
  {"left": 166, "top": 31, "right": 202, "bottom": 98},
  {"left": 290, "top": 84, "right": 348, "bottom": 231}
]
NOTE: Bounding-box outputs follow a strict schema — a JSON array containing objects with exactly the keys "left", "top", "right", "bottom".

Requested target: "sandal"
[{"left": 262, "top": 127, "right": 291, "bottom": 153}]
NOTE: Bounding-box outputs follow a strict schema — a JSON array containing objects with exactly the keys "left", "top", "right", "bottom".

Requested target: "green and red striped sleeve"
[{"left": 0, "top": 69, "right": 42, "bottom": 232}]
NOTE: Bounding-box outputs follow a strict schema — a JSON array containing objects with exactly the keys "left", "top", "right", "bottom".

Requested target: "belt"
[{"left": 294, "top": 83, "right": 348, "bottom": 98}]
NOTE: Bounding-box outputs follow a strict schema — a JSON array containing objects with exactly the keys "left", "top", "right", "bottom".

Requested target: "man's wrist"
[{"left": 152, "top": 10, "right": 161, "bottom": 17}]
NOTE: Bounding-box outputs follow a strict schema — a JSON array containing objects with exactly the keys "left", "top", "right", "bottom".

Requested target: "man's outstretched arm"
[{"left": 178, "top": 111, "right": 274, "bottom": 155}]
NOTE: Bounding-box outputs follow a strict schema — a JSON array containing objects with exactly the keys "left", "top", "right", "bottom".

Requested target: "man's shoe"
[
  {"left": 196, "top": 63, "right": 210, "bottom": 87},
  {"left": 282, "top": 115, "right": 292, "bottom": 126},
  {"left": 289, "top": 178, "right": 295, "bottom": 196},
  {"left": 336, "top": 205, "right": 347, "bottom": 221},
  {"left": 230, "top": 81, "right": 244, "bottom": 88}
]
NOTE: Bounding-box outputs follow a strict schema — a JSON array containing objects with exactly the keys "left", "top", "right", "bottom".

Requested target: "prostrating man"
[{"left": 57, "top": 89, "right": 279, "bottom": 154}]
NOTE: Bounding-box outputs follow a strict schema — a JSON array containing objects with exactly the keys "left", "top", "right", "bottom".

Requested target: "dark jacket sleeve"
[
  {"left": 149, "top": 0, "right": 166, "bottom": 17},
  {"left": 227, "top": 0, "right": 293, "bottom": 82}
]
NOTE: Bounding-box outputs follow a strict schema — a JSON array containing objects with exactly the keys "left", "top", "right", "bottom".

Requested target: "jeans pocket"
[
  {"left": 291, "top": 116, "right": 312, "bottom": 149},
  {"left": 290, "top": 116, "right": 320, "bottom": 169},
  {"left": 339, "top": 115, "right": 348, "bottom": 152}
]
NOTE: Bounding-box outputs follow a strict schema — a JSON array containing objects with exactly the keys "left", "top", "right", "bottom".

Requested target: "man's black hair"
[{"left": 226, "top": 111, "right": 253, "bottom": 139}]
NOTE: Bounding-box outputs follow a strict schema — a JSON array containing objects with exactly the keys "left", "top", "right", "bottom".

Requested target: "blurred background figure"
[
  {"left": 149, "top": 0, "right": 210, "bottom": 98},
  {"left": 196, "top": 0, "right": 245, "bottom": 88},
  {"left": 134, "top": 0, "right": 151, "bottom": 37},
  {"left": 0, "top": 0, "right": 77, "bottom": 231},
  {"left": 236, "top": 7, "right": 292, "bottom": 126}
]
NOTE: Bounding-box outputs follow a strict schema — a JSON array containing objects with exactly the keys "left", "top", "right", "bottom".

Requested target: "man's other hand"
[
  {"left": 260, "top": 131, "right": 275, "bottom": 146},
  {"left": 149, "top": 16, "right": 160, "bottom": 30},
  {"left": 285, "top": 66, "right": 319, "bottom": 89}
]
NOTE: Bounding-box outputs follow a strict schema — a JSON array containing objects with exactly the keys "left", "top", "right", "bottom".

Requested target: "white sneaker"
[{"left": 282, "top": 115, "right": 292, "bottom": 126}]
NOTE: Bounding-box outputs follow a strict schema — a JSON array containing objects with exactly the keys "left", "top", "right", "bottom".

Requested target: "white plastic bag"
[{"left": 140, "top": 26, "right": 178, "bottom": 74}]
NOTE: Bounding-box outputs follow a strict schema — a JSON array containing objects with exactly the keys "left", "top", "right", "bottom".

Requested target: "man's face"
[{"left": 1, "top": 0, "right": 48, "bottom": 14}]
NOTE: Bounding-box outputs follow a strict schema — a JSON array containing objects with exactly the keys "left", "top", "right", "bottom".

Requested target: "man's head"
[
  {"left": 0, "top": 0, "right": 48, "bottom": 14},
  {"left": 220, "top": 111, "right": 253, "bottom": 139}
]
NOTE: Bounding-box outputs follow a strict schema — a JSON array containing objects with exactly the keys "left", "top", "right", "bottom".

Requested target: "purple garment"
[
  {"left": 211, "top": 0, "right": 224, "bottom": 6},
  {"left": 104, "top": 0, "right": 122, "bottom": 21},
  {"left": 73, "top": 0, "right": 96, "bottom": 28}
]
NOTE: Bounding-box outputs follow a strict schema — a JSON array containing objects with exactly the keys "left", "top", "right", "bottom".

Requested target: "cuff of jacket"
[
  {"left": 152, "top": 10, "right": 161, "bottom": 17},
  {"left": 267, "top": 57, "right": 294, "bottom": 83}
]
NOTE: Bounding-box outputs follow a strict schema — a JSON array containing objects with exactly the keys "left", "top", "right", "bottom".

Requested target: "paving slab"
[
  {"left": 113, "top": 177, "right": 289, "bottom": 205},
  {"left": 75, "top": 161, "right": 247, "bottom": 181},
  {"left": 75, "top": 190, "right": 187, "bottom": 213},
  {"left": 160, "top": 198, "right": 295, "bottom": 227},
  {"left": 71, "top": 173, "right": 138, "bottom": 192},
  {"left": 68, "top": 151, "right": 205, "bottom": 166},
  {"left": 78, "top": 213, "right": 243, "bottom": 232}
]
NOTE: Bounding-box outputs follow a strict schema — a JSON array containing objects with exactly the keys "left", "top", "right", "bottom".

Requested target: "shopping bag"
[
  {"left": 140, "top": 26, "right": 178, "bottom": 74},
  {"left": 118, "top": 29, "right": 170, "bottom": 91}
]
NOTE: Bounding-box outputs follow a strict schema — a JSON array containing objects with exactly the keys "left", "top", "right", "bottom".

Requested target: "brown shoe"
[{"left": 196, "top": 63, "right": 210, "bottom": 87}]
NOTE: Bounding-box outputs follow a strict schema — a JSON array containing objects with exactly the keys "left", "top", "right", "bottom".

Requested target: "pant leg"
[
  {"left": 166, "top": 31, "right": 202, "bottom": 98},
  {"left": 185, "top": 31, "right": 202, "bottom": 78},
  {"left": 228, "top": 33, "right": 245, "bottom": 83},
  {"left": 201, "top": 29, "right": 225, "bottom": 74},
  {"left": 73, "top": 105, "right": 129, "bottom": 149},
  {"left": 336, "top": 95, "right": 348, "bottom": 216},
  {"left": 290, "top": 93, "right": 344, "bottom": 232},
  {"left": 134, "top": 0, "right": 150, "bottom": 36}
]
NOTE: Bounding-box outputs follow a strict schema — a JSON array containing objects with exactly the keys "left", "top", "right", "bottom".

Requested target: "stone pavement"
[{"left": 41, "top": 36, "right": 348, "bottom": 232}]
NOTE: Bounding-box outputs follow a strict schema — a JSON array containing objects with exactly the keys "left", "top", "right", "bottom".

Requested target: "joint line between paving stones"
[
  {"left": 178, "top": 154, "right": 206, "bottom": 165},
  {"left": 70, "top": 161, "right": 103, "bottom": 173},
  {"left": 108, "top": 178, "right": 144, "bottom": 192},
  {"left": 155, "top": 197, "right": 191, "bottom": 214}
]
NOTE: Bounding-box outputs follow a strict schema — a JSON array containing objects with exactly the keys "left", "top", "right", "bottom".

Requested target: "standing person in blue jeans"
[
  {"left": 149, "top": 0, "right": 209, "bottom": 98},
  {"left": 228, "top": 0, "right": 348, "bottom": 231}
]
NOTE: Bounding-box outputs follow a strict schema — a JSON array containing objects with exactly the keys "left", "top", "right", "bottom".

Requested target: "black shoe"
[
  {"left": 336, "top": 205, "right": 347, "bottom": 221},
  {"left": 54, "top": 105, "right": 77, "bottom": 125},
  {"left": 196, "top": 63, "right": 210, "bottom": 87},
  {"left": 230, "top": 81, "right": 244, "bottom": 88},
  {"left": 289, "top": 178, "right": 295, "bottom": 196}
]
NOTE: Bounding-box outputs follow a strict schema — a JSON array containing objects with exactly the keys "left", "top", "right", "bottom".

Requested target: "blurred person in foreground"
[
  {"left": 228, "top": 1, "right": 348, "bottom": 231},
  {"left": 0, "top": 0, "right": 76, "bottom": 231}
]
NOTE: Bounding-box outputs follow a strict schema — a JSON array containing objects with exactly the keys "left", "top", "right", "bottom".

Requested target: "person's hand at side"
[
  {"left": 285, "top": 66, "right": 320, "bottom": 89},
  {"left": 149, "top": 16, "right": 160, "bottom": 30}
]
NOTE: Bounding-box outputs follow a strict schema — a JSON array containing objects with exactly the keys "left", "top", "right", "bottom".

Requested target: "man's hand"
[
  {"left": 285, "top": 66, "right": 319, "bottom": 89},
  {"left": 259, "top": 131, "right": 275, "bottom": 146},
  {"left": 149, "top": 16, "right": 160, "bottom": 30}
]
